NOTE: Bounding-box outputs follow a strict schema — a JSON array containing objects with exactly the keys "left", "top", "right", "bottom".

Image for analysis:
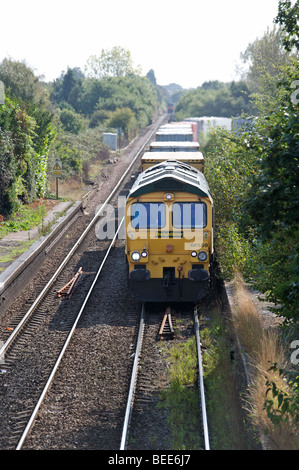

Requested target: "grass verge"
[
  {"left": 0, "top": 201, "right": 47, "bottom": 238},
  {"left": 0, "top": 240, "right": 34, "bottom": 273},
  {"left": 231, "top": 275, "right": 299, "bottom": 450}
]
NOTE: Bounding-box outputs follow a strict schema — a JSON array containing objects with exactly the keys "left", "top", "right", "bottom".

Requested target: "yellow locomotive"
[{"left": 125, "top": 160, "right": 214, "bottom": 302}]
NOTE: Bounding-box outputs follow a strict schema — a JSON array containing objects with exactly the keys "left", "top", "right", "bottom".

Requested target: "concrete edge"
[{"left": 0, "top": 200, "right": 82, "bottom": 299}]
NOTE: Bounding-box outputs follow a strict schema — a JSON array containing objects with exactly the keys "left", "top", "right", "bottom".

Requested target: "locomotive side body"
[{"left": 125, "top": 161, "right": 213, "bottom": 303}]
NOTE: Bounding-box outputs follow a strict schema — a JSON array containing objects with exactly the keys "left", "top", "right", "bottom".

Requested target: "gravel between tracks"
[{"left": 23, "top": 241, "right": 141, "bottom": 450}]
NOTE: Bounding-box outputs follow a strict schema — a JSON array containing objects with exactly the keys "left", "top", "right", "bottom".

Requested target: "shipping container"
[
  {"left": 149, "top": 141, "right": 200, "bottom": 152},
  {"left": 141, "top": 151, "right": 205, "bottom": 173}
]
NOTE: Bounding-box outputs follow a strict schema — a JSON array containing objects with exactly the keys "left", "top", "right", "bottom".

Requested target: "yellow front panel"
[{"left": 126, "top": 191, "right": 213, "bottom": 280}]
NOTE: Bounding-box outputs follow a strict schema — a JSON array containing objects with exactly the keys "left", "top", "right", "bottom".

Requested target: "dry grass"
[
  {"left": 232, "top": 278, "right": 265, "bottom": 360},
  {"left": 231, "top": 274, "right": 298, "bottom": 449},
  {"left": 48, "top": 178, "right": 86, "bottom": 201}
]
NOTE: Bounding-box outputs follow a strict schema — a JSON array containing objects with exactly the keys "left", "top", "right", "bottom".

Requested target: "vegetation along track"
[{"left": 0, "top": 116, "right": 166, "bottom": 450}]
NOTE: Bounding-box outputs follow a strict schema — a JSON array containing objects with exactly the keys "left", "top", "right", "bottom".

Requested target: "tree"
[
  {"left": 175, "top": 81, "right": 251, "bottom": 119},
  {"left": 51, "top": 67, "right": 84, "bottom": 112},
  {"left": 0, "top": 60, "right": 55, "bottom": 207},
  {"left": 240, "top": 27, "right": 293, "bottom": 93},
  {"left": 60, "top": 108, "right": 83, "bottom": 134},
  {"left": 85, "top": 46, "right": 141, "bottom": 79},
  {"left": 241, "top": 61, "right": 299, "bottom": 322},
  {"left": 94, "top": 75, "right": 158, "bottom": 127},
  {"left": 200, "top": 33, "right": 299, "bottom": 322},
  {"left": 274, "top": 0, "right": 299, "bottom": 51},
  {"left": 107, "top": 107, "right": 135, "bottom": 138},
  {"left": 0, "top": 58, "right": 49, "bottom": 106},
  {"left": 146, "top": 69, "right": 157, "bottom": 86},
  {"left": 77, "top": 78, "right": 109, "bottom": 115},
  {"left": 0, "top": 96, "right": 36, "bottom": 214}
]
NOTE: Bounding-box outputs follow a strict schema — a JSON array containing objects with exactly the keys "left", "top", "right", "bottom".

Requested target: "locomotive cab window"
[
  {"left": 172, "top": 202, "right": 207, "bottom": 228},
  {"left": 131, "top": 202, "right": 166, "bottom": 229}
]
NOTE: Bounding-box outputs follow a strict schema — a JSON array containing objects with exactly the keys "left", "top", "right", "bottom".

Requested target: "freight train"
[{"left": 125, "top": 121, "right": 214, "bottom": 303}]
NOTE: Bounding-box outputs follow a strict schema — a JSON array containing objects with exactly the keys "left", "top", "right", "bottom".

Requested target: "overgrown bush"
[
  {"left": 0, "top": 97, "right": 36, "bottom": 214},
  {"left": 202, "top": 59, "right": 299, "bottom": 323}
]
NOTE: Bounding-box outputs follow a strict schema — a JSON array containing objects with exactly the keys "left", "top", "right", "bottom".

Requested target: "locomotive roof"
[{"left": 128, "top": 160, "right": 212, "bottom": 199}]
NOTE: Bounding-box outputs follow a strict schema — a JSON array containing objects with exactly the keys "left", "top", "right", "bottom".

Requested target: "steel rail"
[
  {"left": 16, "top": 217, "right": 125, "bottom": 450},
  {"left": 120, "top": 303, "right": 146, "bottom": 450},
  {"left": 194, "top": 308, "right": 210, "bottom": 450},
  {"left": 0, "top": 116, "right": 164, "bottom": 365}
]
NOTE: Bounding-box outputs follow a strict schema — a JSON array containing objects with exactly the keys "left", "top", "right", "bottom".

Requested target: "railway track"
[
  {"left": 15, "top": 219, "right": 125, "bottom": 450},
  {"left": 121, "top": 304, "right": 210, "bottom": 451},
  {"left": 0, "top": 116, "right": 166, "bottom": 450}
]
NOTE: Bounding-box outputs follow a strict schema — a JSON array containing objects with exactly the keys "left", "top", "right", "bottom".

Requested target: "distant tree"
[
  {"left": 240, "top": 27, "right": 294, "bottom": 93},
  {"left": 146, "top": 69, "right": 157, "bottom": 85},
  {"left": 85, "top": 46, "right": 141, "bottom": 79},
  {"left": 51, "top": 67, "right": 84, "bottom": 112},
  {"left": 107, "top": 107, "right": 135, "bottom": 137},
  {"left": 0, "top": 58, "right": 50, "bottom": 106},
  {"left": 61, "top": 68, "right": 76, "bottom": 101},
  {"left": 175, "top": 81, "right": 251, "bottom": 119},
  {"left": 60, "top": 108, "right": 83, "bottom": 134},
  {"left": 77, "top": 78, "right": 109, "bottom": 115},
  {"left": 89, "top": 109, "right": 110, "bottom": 128},
  {"left": 95, "top": 75, "right": 158, "bottom": 127},
  {"left": 201, "top": 80, "right": 224, "bottom": 90}
]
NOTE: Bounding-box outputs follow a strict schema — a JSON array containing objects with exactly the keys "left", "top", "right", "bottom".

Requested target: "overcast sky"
[{"left": 0, "top": 0, "right": 280, "bottom": 88}]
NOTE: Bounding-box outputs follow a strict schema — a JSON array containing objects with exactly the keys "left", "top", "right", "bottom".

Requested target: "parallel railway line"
[
  {"left": 0, "top": 116, "right": 166, "bottom": 449},
  {"left": 16, "top": 217, "right": 125, "bottom": 450}
]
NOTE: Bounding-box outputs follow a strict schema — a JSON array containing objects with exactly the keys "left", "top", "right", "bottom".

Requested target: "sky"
[{"left": 0, "top": 0, "right": 281, "bottom": 89}]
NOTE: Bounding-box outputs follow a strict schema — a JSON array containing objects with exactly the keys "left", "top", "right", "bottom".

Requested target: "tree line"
[
  {"left": 200, "top": 9, "right": 299, "bottom": 325},
  {"left": 0, "top": 47, "right": 165, "bottom": 216},
  {"left": 196, "top": 1, "right": 299, "bottom": 430}
]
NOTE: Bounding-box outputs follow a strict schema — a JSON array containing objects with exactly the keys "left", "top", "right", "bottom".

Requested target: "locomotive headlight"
[
  {"left": 141, "top": 250, "right": 148, "bottom": 258},
  {"left": 198, "top": 251, "right": 208, "bottom": 261},
  {"left": 131, "top": 251, "right": 141, "bottom": 262},
  {"left": 191, "top": 251, "right": 197, "bottom": 257}
]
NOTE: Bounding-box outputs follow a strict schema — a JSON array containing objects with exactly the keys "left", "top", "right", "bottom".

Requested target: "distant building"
[{"left": 103, "top": 133, "right": 117, "bottom": 150}]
